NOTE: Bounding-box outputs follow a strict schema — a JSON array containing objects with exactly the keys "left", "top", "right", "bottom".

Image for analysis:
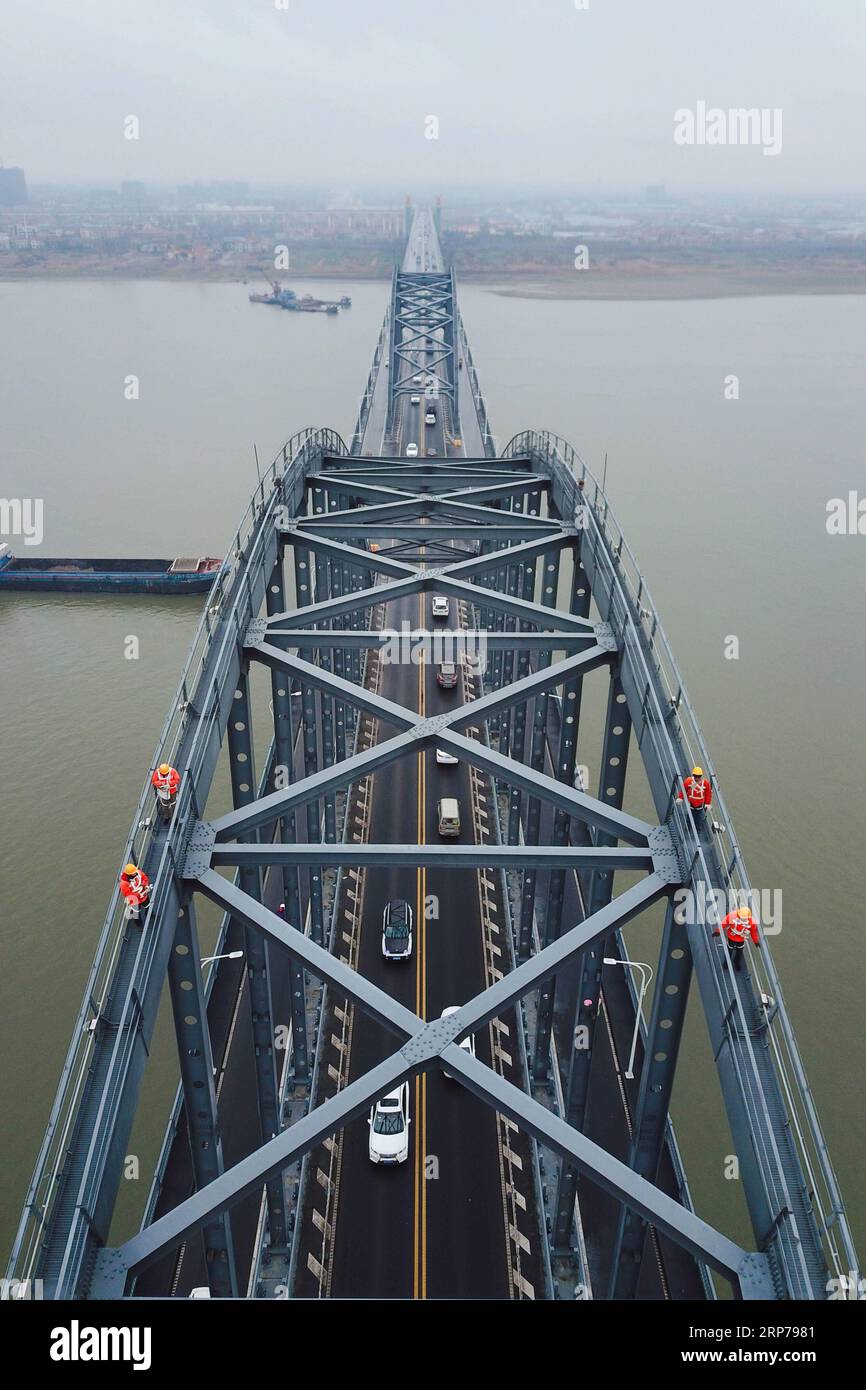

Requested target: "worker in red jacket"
[
  {"left": 678, "top": 765, "right": 713, "bottom": 811},
  {"left": 120, "top": 863, "right": 151, "bottom": 924},
  {"left": 714, "top": 905, "right": 760, "bottom": 972},
  {"left": 151, "top": 762, "right": 181, "bottom": 823}
]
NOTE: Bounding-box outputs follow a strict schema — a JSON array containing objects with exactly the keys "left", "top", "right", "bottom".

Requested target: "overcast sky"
[{"left": 2, "top": 0, "right": 864, "bottom": 193}]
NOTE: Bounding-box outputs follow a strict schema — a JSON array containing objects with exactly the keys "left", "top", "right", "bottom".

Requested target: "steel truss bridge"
[{"left": 8, "top": 211, "right": 857, "bottom": 1302}]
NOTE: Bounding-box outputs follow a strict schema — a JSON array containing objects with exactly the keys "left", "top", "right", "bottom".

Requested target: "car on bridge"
[
  {"left": 410, "top": 394, "right": 421, "bottom": 405},
  {"left": 435, "top": 747, "right": 458, "bottom": 766},
  {"left": 405, "top": 442, "right": 418, "bottom": 457},
  {"left": 431, "top": 594, "right": 449, "bottom": 619},
  {"left": 437, "top": 797, "right": 461, "bottom": 837},
  {"left": 440, "top": 1006, "right": 477, "bottom": 1078},
  {"left": 368, "top": 1084, "right": 410, "bottom": 1165},
  {"left": 425, "top": 410, "right": 436, "bottom": 426},
  {"left": 381, "top": 898, "right": 413, "bottom": 961},
  {"left": 436, "top": 661, "right": 458, "bottom": 688}
]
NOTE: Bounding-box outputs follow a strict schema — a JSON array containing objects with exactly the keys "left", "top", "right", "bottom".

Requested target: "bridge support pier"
[{"left": 166, "top": 893, "right": 238, "bottom": 1298}]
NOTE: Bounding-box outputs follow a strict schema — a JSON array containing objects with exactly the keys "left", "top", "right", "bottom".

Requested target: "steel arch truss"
[{"left": 91, "top": 461, "right": 776, "bottom": 1301}]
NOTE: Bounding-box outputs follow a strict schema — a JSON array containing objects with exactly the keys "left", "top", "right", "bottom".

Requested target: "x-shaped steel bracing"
[{"left": 92, "top": 472, "right": 772, "bottom": 1299}]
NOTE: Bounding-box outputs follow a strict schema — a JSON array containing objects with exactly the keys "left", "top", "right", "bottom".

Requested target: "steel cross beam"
[
  {"left": 211, "top": 638, "right": 654, "bottom": 847},
  {"left": 209, "top": 844, "right": 655, "bottom": 871},
  {"left": 260, "top": 629, "right": 603, "bottom": 652},
  {"left": 298, "top": 491, "right": 559, "bottom": 532},
  {"left": 91, "top": 868, "right": 770, "bottom": 1297}
]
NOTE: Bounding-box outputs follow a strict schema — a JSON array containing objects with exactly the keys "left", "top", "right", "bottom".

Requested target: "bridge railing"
[
  {"left": 7, "top": 427, "right": 348, "bottom": 1290},
  {"left": 455, "top": 304, "right": 496, "bottom": 457},
  {"left": 350, "top": 305, "right": 390, "bottom": 455},
  {"left": 504, "top": 429, "right": 859, "bottom": 1294}
]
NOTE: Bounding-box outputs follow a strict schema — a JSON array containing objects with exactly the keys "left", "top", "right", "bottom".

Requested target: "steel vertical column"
[
  {"left": 532, "top": 542, "right": 594, "bottom": 1071},
  {"left": 166, "top": 894, "right": 238, "bottom": 1297},
  {"left": 313, "top": 528, "right": 338, "bottom": 846},
  {"left": 300, "top": 678, "right": 325, "bottom": 946},
  {"left": 517, "top": 547, "right": 561, "bottom": 959},
  {"left": 553, "top": 665, "right": 633, "bottom": 1249},
  {"left": 265, "top": 552, "right": 309, "bottom": 1085},
  {"left": 226, "top": 669, "right": 289, "bottom": 1248},
  {"left": 328, "top": 496, "right": 348, "bottom": 767},
  {"left": 608, "top": 899, "right": 693, "bottom": 1298},
  {"left": 508, "top": 553, "right": 537, "bottom": 850},
  {"left": 293, "top": 544, "right": 325, "bottom": 946}
]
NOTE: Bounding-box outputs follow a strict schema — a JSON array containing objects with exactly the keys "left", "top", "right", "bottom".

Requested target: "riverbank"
[{"left": 3, "top": 260, "right": 865, "bottom": 299}]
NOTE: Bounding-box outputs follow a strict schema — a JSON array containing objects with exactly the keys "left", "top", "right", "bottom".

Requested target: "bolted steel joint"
[
  {"left": 400, "top": 1012, "right": 466, "bottom": 1065},
  {"left": 593, "top": 621, "right": 618, "bottom": 653}
]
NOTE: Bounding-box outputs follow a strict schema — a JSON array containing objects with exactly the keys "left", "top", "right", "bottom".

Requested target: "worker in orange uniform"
[
  {"left": 120, "top": 863, "right": 151, "bottom": 924},
  {"left": 151, "top": 762, "right": 181, "bottom": 823},
  {"left": 714, "top": 905, "right": 761, "bottom": 973},
  {"left": 678, "top": 765, "right": 713, "bottom": 823}
]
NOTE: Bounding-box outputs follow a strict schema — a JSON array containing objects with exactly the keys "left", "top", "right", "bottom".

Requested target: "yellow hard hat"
[
  {"left": 123, "top": 862, "right": 138, "bottom": 877},
  {"left": 737, "top": 906, "right": 752, "bottom": 919},
  {"left": 692, "top": 766, "right": 703, "bottom": 777},
  {"left": 158, "top": 763, "right": 171, "bottom": 776}
]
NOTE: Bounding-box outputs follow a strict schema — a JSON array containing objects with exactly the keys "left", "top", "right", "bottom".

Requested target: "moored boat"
[{"left": 0, "top": 548, "right": 223, "bottom": 595}]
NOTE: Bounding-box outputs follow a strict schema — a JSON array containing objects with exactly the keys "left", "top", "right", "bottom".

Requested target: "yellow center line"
[{"left": 411, "top": 587, "right": 429, "bottom": 1300}]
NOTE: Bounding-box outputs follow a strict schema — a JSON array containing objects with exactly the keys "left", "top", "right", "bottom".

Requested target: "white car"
[
  {"left": 425, "top": 411, "right": 436, "bottom": 426},
  {"left": 440, "top": 1006, "right": 477, "bottom": 1078},
  {"left": 431, "top": 594, "right": 449, "bottom": 619},
  {"left": 381, "top": 898, "right": 413, "bottom": 961},
  {"left": 435, "top": 748, "right": 458, "bottom": 766},
  {"left": 410, "top": 394, "right": 421, "bottom": 405},
  {"left": 405, "top": 442, "right": 418, "bottom": 458},
  {"left": 368, "top": 1083, "right": 411, "bottom": 1164},
  {"left": 413, "top": 373, "right": 423, "bottom": 385}
]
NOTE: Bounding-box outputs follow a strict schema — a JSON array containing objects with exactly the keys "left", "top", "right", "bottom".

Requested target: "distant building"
[
  {"left": 645, "top": 183, "right": 666, "bottom": 204},
  {"left": 0, "top": 167, "right": 28, "bottom": 206},
  {"left": 121, "top": 181, "right": 146, "bottom": 202},
  {"left": 176, "top": 181, "right": 249, "bottom": 205}
]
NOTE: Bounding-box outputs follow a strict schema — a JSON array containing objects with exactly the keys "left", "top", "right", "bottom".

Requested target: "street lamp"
[
  {"left": 200, "top": 950, "right": 244, "bottom": 966},
  {"left": 603, "top": 957, "right": 653, "bottom": 1080}
]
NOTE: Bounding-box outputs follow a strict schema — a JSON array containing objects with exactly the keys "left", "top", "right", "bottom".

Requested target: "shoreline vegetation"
[{"left": 1, "top": 260, "right": 865, "bottom": 300}]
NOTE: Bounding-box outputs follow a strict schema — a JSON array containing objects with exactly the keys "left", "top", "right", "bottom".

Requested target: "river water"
[{"left": 1, "top": 277, "right": 863, "bottom": 1267}]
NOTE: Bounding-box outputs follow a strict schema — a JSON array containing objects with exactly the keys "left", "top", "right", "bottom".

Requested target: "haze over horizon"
[{"left": 2, "top": 0, "right": 864, "bottom": 194}]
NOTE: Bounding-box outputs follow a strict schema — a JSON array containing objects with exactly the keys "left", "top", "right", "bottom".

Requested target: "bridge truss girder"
[
  {"left": 85, "top": 453, "right": 787, "bottom": 1302},
  {"left": 11, "top": 430, "right": 855, "bottom": 1305}
]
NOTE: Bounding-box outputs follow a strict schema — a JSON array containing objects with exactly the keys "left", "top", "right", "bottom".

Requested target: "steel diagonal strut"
[
  {"left": 209, "top": 640, "right": 653, "bottom": 847},
  {"left": 91, "top": 870, "right": 771, "bottom": 1298}
]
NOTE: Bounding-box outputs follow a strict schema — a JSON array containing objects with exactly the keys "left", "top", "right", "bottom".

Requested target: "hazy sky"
[{"left": 2, "top": 0, "right": 864, "bottom": 192}]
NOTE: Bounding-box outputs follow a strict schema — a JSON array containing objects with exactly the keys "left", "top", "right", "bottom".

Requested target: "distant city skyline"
[{"left": 2, "top": 0, "right": 864, "bottom": 193}]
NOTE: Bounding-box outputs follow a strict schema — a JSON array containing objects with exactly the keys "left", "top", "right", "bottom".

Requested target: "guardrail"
[
  {"left": 7, "top": 427, "right": 349, "bottom": 1291},
  {"left": 350, "top": 306, "right": 390, "bottom": 455},
  {"left": 455, "top": 304, "right": 496, "bottom": 457},
  {"left": 503, "top": 428, "right": 859, "bottom": 1295}
]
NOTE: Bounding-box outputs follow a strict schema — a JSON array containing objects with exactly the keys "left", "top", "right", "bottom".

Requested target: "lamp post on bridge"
[{"left": 603, "top": 957, "right": 653, "bottom": 1081}]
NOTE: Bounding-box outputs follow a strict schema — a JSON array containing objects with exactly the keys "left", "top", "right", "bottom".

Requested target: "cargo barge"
[{"left": 0, "top": 548, "right": 222, "bottom": 595}]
